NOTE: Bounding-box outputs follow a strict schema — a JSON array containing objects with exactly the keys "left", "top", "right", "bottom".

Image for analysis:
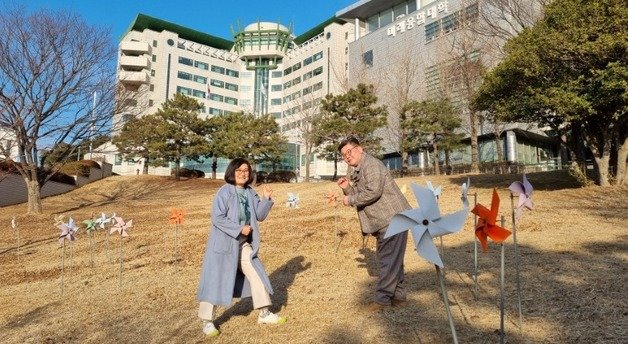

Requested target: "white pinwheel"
[
  {"left": 385, "top": 183, "right": 468, "bottom": 267},
  {"left": 426, "top": 180, "right": 442, "bottom": 199},
  {"left": 95, "top": 212, "right": 112, "bottom": 229},
  {"left": 461, "top": 177, "right": 471, "bottom": 208}
]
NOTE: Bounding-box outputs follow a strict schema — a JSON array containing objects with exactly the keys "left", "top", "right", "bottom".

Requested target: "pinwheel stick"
[
  {"left": 88, "top": 232, "right": 94, "bottom": 268},
  {"left": 119, "top": 233, "right": 125, "bottom": 288},
  {"left": 436, "top": 265, "right": 459, "bottom": 344},
  {"left": 499, "top": 215, "right": 506, "bottom": 344},
  {"left": 472, "top": 192, "right": 479, "bottom": 298},
  {"left": 510, "top": 193, "right": 523, "bottom": 329},
  {"left": 15, "top": 223, "right": 20, "bottom": 262},
  {"left": 105, "top": 225, "right": 112, "bottom": 263},
  {"left": 60, "top": 241, "right": 66, "bottom": 297},
  {"left": 174, "top": 223, "right": 179, "bottom": 269},
  {"left": 334, "top": 206, "right": 339, "bottom": 252}
]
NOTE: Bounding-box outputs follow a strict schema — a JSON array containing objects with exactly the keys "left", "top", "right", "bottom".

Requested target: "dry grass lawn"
[{"left": 0, "top": 170, "right": 626, "bottom": 343}]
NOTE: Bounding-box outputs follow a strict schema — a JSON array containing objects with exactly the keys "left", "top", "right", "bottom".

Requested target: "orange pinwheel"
[
  {"left": 471, "top": 189, "right": 511, "bottom": 252},
  {"left": 169, "top": 208, "right": 185, "bottom": 225},
  {"left": 326, "top": 192, "right": 338, "bottom": 207}
]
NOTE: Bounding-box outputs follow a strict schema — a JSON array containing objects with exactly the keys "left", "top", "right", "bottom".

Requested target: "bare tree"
[
  {"left": 0, "top": 5, "right": 119, "bottom": 214},
  {"left": 474, "top": 0, "right": 548, "bottom": 58}
]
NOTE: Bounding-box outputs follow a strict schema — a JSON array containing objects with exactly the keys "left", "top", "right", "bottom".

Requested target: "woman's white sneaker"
[
  {"left": 257, "top": 311, "right": 287, "bottom": 324},
  {"left": 202, "top": 321, "right": 220, "bottom": 336}
]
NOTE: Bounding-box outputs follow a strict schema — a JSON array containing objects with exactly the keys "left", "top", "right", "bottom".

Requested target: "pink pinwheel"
[
  {"left": 508, "top": 174, "right": 534, "bottom": 218},
  {"left": 58, "top": 217, "right": 79, "bottom": 244},
  {"left": 110, "top": 217, "right": 132, "bottom": 237}
]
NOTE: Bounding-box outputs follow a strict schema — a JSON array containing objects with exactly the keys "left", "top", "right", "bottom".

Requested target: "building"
[{"left": 105, "top": 0, "right": 559, "bottom": 178}]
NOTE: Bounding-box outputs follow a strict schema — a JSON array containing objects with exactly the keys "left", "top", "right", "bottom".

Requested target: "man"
[{"left": 337, "top": 137, "right": 410, "bottom": 311}]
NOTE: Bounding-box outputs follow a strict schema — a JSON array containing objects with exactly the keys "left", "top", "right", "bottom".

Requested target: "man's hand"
[
  {"left": 337, "top": 177, "right": 349, "bottom": 189},
  {"left": 342, "top": 195, "right": 350, "bottom": 206}
]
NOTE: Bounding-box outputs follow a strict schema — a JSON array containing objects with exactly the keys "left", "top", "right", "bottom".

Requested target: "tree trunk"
[
  {"left": 304, "top": 143, "right": 311, "bottom": 183},
  {"left": 26, "top": 179, "right": 43, "bottom": 214},
  {"left": 142, "top": 156, "right": 149, "bottom": 174},
  {"left": 590, "top": 131, "right": 612, "bottom": 186},
  {"left": 401, "top": 150, "right": 408, "bottom": 177},
  {"left": 433, "top": 144, "right": 440, "bottom": 176},
  {"left": 469, "top": 111, "right": 479, "bottom": 173},
  {"left": 333, "top": 153, "right": 338, "bottom": 180},
  {"left": 615, "top": 136, "right": 627, "bottom": 185},
  {"left": 211, "top": 156, "right": 217, "bottom": 180}
]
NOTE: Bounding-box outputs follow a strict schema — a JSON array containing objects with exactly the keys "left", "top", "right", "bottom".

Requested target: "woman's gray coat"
[{"left": 197, "top": 184, "right": 274, "bottom": 306}]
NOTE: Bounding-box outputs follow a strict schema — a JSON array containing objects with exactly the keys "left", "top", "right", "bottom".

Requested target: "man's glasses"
[{"left": 341, "top": 146, "right": 357, "bottom": 159}]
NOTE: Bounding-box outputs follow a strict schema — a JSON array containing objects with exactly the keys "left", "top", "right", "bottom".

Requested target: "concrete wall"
[{"left": 0, "top": 161, "right": 113, "bottom": 207}]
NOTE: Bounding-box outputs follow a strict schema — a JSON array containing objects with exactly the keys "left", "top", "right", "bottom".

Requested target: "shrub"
[
  {"left": 267, "top": 170, "right": 297, "bottom": 183},
  {"left": 175, "top": 168, "right": 205, "bottom": 179}
]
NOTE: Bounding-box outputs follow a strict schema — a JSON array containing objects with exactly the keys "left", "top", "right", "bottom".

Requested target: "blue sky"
[{"left": 19, "top": 0, "right": 358, "bottom": 42}]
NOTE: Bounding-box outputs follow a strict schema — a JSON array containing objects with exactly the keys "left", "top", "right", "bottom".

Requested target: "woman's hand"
[
  {"left": 241, "top": 225, "right": 251, "bottom": 236},
  {"left": 262, "top": 185, "right": 273, "bottom": 199}
]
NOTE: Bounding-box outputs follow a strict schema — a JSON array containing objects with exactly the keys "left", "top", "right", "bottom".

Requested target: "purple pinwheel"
[
  {"left": 386, "top": 183, "right": 469, "bottom": 267},
  {"left": 110, "top": 217, "right": 132, "bottom": 237},
  {"left": 58, "top": 217, "right": 79, "bottom": 244},
  {"left": 508, "top": 174, "right": 534, "bottom": 218}
]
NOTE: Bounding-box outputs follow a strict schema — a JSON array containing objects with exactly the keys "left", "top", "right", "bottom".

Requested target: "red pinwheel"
[
  {"left": 471, "top": 189, "right": 511, "bottom": 252},
  {"left": 508, "top": 174, "right": 534, "bottom": 219},
  {"left": 169, "top": 208, "right": 185, "bottom": 225}
]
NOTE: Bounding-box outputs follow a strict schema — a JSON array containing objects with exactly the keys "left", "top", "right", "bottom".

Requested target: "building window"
[
  {"left": 271, "top": 84, "right": 282, "bottom": 92},
  {"left": 225, "top": 83, "right": 238, "bottom": 91},
  {"left": 225, "top": 69, "right": 239, "bottom": 77},
  {"left": 152, "top": 55, "right": 157, "bottom": 62},
  {"left": 271, "top": 71, "right": 282, "bottom": 78},
  {"left": 209, "top": 94, "right": 224, "bottom": 102},
  {"left": 194, "top": 75, "right": 207, "bottom": 84},
  {"left": 313, "top": 82, "right": 323, "bottom": 91},
  {"left": 303, "top": 56, "right": 313, "bottom": 66},
  {"left": 152, "top": 40, "right": 157, "bottom": 47},
  {"left": 195, "top": 61, "right": 209, "bottom": 70},
  {"left": 114, "top": 154, "right": 122, "bottom": 165},
  {"left": 151, "top": 69, "right": 155, "bottom": 76},
  {"left": 148, "top": 99, "right": 153, "bottom": 107},
  {"left": 177, "top": 71, "right": 193, "bottom": 81},
  {"left": 209, "top": 108, "right": 223, "bottom": 116},
  {"left": 149, "top": 84, "right": 154, "bottom": 91},
  {"left": 210, "top": 79, "right": 224, "bottom": 88},
  {"left": 425, "top": 21, "right": 441, "bottom": 43},
  {"left": 313, "top": 66, "right": 323, "bottom": 76},
  {"left": 362, "top": 50, "right": 373, "bottom": 67},
  {"left": 292, "top": 62, "right": 301, "bottom": 72},
  {"left": 224, "top": 96, "right": 238, "bottom": 105},
  {"left": 178, "top": 57, "right": 193, "bottom": 66},
  {"left": 313, "top": 51, "right": 323, "bottom": 61},
  {"left": 211, "top": 65, "right": 225, "bottom": 74},
  {"left": 192, "top": 90, "right": 206, "bottom": 99},
  {"left": 271, "top": 98, "right": 282, "bottom": 105},
  {"left": 176, "top": 86, "right": 192, "bottom": 96}
]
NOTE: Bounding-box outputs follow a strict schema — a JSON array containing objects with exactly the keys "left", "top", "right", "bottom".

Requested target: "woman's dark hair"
[
  {"left": 338, "top": 136, "right": 360, "bottom": 152},
  {"left": 224, "top": 158, "right": 254, "bottom": 186}
]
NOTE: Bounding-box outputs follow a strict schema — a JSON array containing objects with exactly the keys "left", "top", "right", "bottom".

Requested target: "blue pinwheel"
[{"left": 386, "top": 183, "right": 468, "bottom": 267}]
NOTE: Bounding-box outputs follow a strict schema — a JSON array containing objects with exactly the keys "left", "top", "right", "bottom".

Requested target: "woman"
[{"left": 197, "top": 158, "right": 286, "bottom": 336}]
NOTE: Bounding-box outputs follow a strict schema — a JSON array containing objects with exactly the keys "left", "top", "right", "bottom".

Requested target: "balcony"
[
  {"left": 120, "top": 41, "right": 151, "bottom": 55},
  {"left": 118, "top": 70, "right": 149, "bottom": 85},
  {"left": 119, "top": 55, "right": 149, "bottom": 70}
]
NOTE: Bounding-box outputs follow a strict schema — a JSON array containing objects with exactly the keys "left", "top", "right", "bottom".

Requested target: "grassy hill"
[{"left": 0, "top": 171, "right": 626, "bottom": 343}]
